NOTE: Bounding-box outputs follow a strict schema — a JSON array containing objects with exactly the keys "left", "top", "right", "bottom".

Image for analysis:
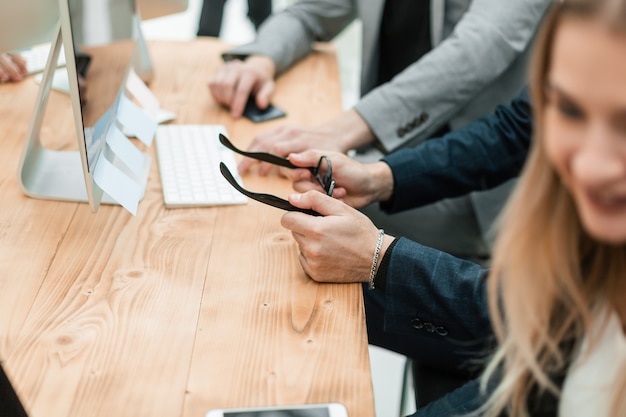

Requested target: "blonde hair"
[{"left": 480, "top": 0, "right": 626, "bottom": 416}]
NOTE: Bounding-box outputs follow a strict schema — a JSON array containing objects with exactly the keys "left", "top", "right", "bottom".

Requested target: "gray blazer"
[{"left": 227, "top": 0, "right": 551, "bottom": 242}]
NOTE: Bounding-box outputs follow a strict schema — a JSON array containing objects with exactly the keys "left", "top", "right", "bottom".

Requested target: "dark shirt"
[{"left": 377, "top": 0, "right": 431, "bottom": 85}]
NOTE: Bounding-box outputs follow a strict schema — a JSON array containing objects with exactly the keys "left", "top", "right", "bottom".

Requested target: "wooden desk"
[{"left": 0, "top": 39, "right": 375, "bottom": 417}]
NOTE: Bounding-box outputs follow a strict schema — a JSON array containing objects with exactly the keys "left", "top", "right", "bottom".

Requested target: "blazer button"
[
  {"left": 423, "top": 322, "right": 436, "bottom": 333},
  {"left": 419, "top": 112, "right": 429, "bottom": 123},
  {"left": 435, "top": 326, "right": 448, "bottom": 336},
  {"left": 411, "top": 318, "right": 424, "bottom": 329},
  {"left": 396, "top": 127, "right": 406, "bottom": 137}
]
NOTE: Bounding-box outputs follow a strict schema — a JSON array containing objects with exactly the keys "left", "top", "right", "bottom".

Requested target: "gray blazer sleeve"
[
  {"left": 224, "top": 0, "right": 358, "bottom": 74},
  {"left": 381, "top": 88, "right": 532, "bottom": 213},
  {"left": 356, "top": 0, "right": 549, "bottom": 152}
]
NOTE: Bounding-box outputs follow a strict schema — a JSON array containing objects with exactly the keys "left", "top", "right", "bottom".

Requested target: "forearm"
[
  {"left": 366, "top": 161, "right": 394, "bottom": 205},
  {"left": 223, "top": 0, "right": 356, "bottom": 75},
  {"left": 325, "top": 109, "right": 377, "bottom": 152},
  {"left": 380, "top": 89, "right": 532, "bottom": 213}
]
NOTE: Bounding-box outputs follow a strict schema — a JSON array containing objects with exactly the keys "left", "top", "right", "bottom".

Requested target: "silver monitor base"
[{"left": 19, "top": 144, "right": 150, "bottom": 205}]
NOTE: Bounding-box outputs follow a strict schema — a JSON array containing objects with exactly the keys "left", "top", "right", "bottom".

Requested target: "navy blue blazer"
[
  {"left": 368, "top": 89, "right": 561, "bottom": 415},
  {"left": 378, "top": 240, "right": 559, "bottom": 416},
  {"left": 380, "top": 88, "right": 532, "bottom": 213}
]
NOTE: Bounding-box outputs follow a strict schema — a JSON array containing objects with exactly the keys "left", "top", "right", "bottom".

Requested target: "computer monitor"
[
  {"left": 14, "top": 0, "right": 154, "bottom": 214},
  {"left": 0, "top": 0, "right": 59, "bottom": 53}
]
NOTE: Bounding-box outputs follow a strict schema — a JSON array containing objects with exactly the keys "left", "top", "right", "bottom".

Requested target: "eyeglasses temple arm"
[
  {"left": 219, "top": 134, "right": 317, "bottom": 173},
  {"left": 219, "top": 163, "right": 322, "bottom": 216}
]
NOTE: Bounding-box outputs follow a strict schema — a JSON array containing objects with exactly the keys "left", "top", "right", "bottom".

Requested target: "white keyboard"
[
  {"left": 21, "top": 44, "right": 66, "bottom": 75},
  {"left": 155, "top": 124, "right": 248, "bottom": 208}
]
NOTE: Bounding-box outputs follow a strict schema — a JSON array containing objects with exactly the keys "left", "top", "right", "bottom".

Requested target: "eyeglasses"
[
  {"left": 218, "top": 134, "right": 336, "bottom": 216},
  {"left": 218, "top": 134, "right": 336, "bottom": 196},
  {"left": 219, "top": 162, "right": 321, "bottom": 216}
]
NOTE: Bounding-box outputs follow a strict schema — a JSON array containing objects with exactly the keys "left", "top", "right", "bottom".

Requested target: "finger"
[
  {"left": 208, "top": 68, "right": 232, "bottom": 105},
  {"left": 287, "top": 149, "right": 327, "bottom": 168},
  {"left": 255, "top": 81, "right": 274, "bottom": 109},
  {"left": 0, "top": 55, "right": 20, "bottom": 81},
  {"left": 238, "top": 133, "right": 272, "bottom": 173},
  {"left": 257, "top": 161, "right": 276, "bottom": 176},
  {"left": 10, "top": 54, "right": 27, "bottom": 76},
  {"left": 330, "top": 187, "right": 347, "bottom": 200},
  {"left": 231, "top": 75, "right": 256, "bottom": 118},
  {"left": 281, "top": 167, "right": 310, "bottom": 182},
  {"left": 290, "top": 229, "right": 306, "bottom": 248},
  {"left": 216, "top": 64, "right": 243, "bottom": 106},
  {"left": 281, "top": 209, "right": 319, "bottom": 236},
  {"left": 288, "top": 190, "right": 349, "bottom": 217},
  {"left": 272, "top": 139, "right": 309, "bottom": 157},
  {"left": 292, "top": 179, "right": 324, "bottom": 194},
  {"left": 298, "top": 251, "right": 314, "bottom": 279},
  {"left": 237, "top": 155, "right": 259, "bottom": 174},
  {"left": 7, "top": 64, "right": 23, "bottom": 81}
]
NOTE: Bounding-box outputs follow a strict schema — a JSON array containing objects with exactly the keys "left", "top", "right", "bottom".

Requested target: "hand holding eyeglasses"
[
  {"left": 280, "top": 190, "right": 394, "bottom": 283},
  {"left": 219, "top": 134, "right": 336, "bottom": 216},
  {"left": 284, "top": 149, "right": 395, "bottom": 209}
]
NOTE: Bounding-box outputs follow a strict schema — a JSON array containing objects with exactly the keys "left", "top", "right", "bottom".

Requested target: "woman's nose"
[{"left": 571, "top": 128, "right": 626, "bottom": 186}]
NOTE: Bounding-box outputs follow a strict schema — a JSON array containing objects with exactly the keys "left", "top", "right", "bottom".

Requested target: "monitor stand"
[
  {"left": 134, "top": 18, "right": 154, "bottom": 85},
  {"left": 17, "top": 21, "right": 151, "bottom": 212}
]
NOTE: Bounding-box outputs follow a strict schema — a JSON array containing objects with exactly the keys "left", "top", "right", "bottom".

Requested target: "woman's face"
[{"left": 544, "top": 16, "right": 626, "bottom": 244}]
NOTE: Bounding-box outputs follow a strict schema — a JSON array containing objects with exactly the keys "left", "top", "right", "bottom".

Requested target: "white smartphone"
[{"left": 205, "top": 403, "right": 348, "bottom": 417}]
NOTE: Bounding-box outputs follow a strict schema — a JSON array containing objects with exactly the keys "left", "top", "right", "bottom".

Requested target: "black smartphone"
[{"left": 243, "top": 95, "right": 286, "bottom": 123}]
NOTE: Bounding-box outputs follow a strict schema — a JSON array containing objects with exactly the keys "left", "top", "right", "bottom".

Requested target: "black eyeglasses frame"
[
  {"left": 219, "top": 162, "right": 322, "bottom": 216},
  {"left": 218, "top": 133, "right": 335, "bottom": 196}
]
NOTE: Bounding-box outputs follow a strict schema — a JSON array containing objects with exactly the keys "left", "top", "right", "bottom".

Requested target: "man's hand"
[
  {"left": 239, "top": 109, "right": 376, "bottom": 174},
  {"left": 281, "top": 191, "right": 394, "bottom": 283},
  {"left": 0, "top": 53, "right": 27, "bottom": 83},
  {"left": 283, "top": 149, "right": 394, "bottom": 208},
  {"left": 208, "top": 55, "right": 276, "bottom": 118}
]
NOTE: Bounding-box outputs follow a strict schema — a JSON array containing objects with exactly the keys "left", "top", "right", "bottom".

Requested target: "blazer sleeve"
[
  {"left": 355, "top": 0, "right": 549, "bottom": 152},
  {"left": 381, "top": 240, "right": 502, "bottom": 417},
  {"left": 222, "top": 0, "right": 357, "bottom": 75},
  {"left": 380, "top": 88, "right": 532, "bottom": 214},
  {"left": 383, "top": 237, "right": 491, "bottom": 343}
]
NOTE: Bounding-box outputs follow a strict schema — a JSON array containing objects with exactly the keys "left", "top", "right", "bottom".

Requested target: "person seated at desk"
[
  {"left": 208, "top": 0, "right": 551, "bottom": 262},
  {"left": 0, "top": 52, "right": 27, "bottom": 83},
  {"left": 278, "top": 0, "right": 626, "bottom": 414}
]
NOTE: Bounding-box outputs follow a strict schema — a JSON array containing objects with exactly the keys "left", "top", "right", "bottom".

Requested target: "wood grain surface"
[{"left": 0, "top": 38, "right": 374, "bottom": 417}]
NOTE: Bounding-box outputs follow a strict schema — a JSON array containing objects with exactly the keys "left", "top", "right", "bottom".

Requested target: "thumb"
[{"left": 288, "top": 190, "right": 348, "bottom": 217}]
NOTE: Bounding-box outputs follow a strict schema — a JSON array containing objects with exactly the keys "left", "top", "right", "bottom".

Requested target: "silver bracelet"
[{"left": 368, "top": 229, "right": 385, "bottom": 290}]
